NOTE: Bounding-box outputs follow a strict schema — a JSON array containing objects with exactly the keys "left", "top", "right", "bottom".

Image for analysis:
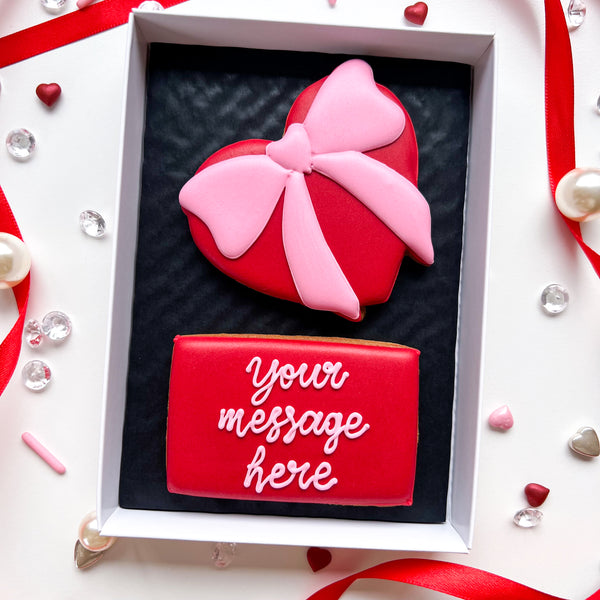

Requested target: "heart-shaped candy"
[
  {"left": 524, "top": 483, "right": 550, "bottom": 508},
  {"left": 180, "top": 60, "right": 432, "bottom": 320},
  {"left": 404, "top": 2, "right": 428, "bottom": 26},
  {"left": 488, "top": 405, "right": 513, "bottom": 430},
  {"left": 568, "top": 426, "right": 600, "bottom": 457},
  {"left": 306, "top": 547, "right": 332, "bottom": 572},
  {"left": 36, "top": 83, "right": 61, "bottom": 107}
]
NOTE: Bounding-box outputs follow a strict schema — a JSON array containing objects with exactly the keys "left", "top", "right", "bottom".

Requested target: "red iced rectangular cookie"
[{"left": 166, "top": 335, "right": 419, "bottom": 506}]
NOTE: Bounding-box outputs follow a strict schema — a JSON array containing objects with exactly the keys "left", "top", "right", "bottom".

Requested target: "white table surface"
[{"left": 1, "top": 0, "right": 599, "bottom": 598}]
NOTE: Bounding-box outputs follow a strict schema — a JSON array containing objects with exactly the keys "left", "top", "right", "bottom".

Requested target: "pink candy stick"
[
  {"left": 21, "top": 432, "right": 66, "bottom": 474},
  {"left": 76, "top": 0, "right": 96, "bottom": 9}
]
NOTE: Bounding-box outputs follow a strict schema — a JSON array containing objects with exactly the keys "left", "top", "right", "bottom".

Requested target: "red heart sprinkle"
[
  {"left": 36, "top": 83, "right": 62, "bottom": 107},
  {"left": 306, "top": 547, "right": 332, "bottom": 572},
  {"left": 524, "top": 483, "right": 550, "bottom": 507},
  {"left": 404, "top": 2, "right": 428, "bottom": 25}
]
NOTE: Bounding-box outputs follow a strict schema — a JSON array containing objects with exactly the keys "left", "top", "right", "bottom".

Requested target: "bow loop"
[{"left": 303, "top": 59, "right": 406, "bottom": 154}]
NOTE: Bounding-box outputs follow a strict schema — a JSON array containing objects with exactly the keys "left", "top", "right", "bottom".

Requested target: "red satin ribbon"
[
  {"left": 0, "top": 0, "right": 189, "bottom": 69},
  {"left": 0, "top": 186, "right": 30, "bottom": 396},
  {"left": 306, "top": 558, "right": 600, "bottom": 600},
  {"left": 544, "top": 0, "right": 600, "bottom": 276}
]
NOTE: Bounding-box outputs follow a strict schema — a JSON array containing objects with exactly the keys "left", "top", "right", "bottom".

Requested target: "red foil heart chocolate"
[
  {"left": 524, "top": 483, "right": 550, "bottom": 507},
  {"left": 35, "top": 83, "right": 61, "bottom": 107},
  {"left": 307, "top": 547, "right": 332, "bottom": 572},
  {"left": 404, "top": 2, "right": 429, "bottom": 25},
  {"left": 180, "top": 60, "right": 433, "bottom": 320}
]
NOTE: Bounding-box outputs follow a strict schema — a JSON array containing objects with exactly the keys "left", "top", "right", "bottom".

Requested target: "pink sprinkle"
[
  {"left": 76, "top": 0, "right": 96, "bottom": 8},
  {"left": 488, "top": 405, "right": 514, "bottom": 431},
  {"left": 328, "top": 0, "right": 337, "bottom": 6},
  {"left": 21, "top": 432, "right": 66, "bottom": 474}
]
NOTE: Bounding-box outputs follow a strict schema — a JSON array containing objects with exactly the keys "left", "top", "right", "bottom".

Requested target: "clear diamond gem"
[
  {"left": 42, "top": 311, "right": 72, "bottom": 342},
  {"left": 137, "top": 1, "right": 164, "bottom": 9},
  {"left": 541, "top": 284, "right": 569, "bottom": 315},
  {"left": 6, "top": 129, "right": 36, "bottom": 160},
  {"left": 79, "top": 210, "right": 107, "bottom": 238},
  {"left": 41, "top": 0, "right": 67, "bottom": 12},
  {"left": 22, "top": 360, "right": 52, "bottom": 391},
  {"left": 567, "top": 0, "right": 586, "bottom": 27},
  {"left": 211, "top": 542, "right": 236, "bottom": 568},
  {"left": 513, "top": 508, "right": 543, "bottom": 528},
  {"left": 24, "top": 319, "right": 44, "bottom": 348}
]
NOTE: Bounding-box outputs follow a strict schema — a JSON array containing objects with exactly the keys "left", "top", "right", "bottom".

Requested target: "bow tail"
[
  {"left": 282, "top": 172, "right": 361, "bottom": 320},
  {"left": 313, "top": 152, "right": 434, "bottom": 265}
]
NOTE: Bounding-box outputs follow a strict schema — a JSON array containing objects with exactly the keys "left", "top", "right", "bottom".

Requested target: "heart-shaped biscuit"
[
  {"left": 180, "top": 60, "right": 433, "bottom": 320},
  {"left": 568, "top": 426, "right": 600, "bottom": 457}
]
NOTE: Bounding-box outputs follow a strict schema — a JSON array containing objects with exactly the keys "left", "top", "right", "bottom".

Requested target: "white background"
[{"left": 1, "top": 0, "right": 600, "bottom": 598}]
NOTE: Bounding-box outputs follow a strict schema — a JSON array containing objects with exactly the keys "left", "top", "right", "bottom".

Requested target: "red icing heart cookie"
[
  {"left": 180, "top": 60, "right": 433, "bottom": 320},
  {"left": 35, "top": 83, "right": 61, "bottom": 107}
]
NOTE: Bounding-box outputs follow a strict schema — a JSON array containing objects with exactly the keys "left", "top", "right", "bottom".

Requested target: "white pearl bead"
[
  {"left": 555, "top": 167, "right": 600, "bottom": 222},
  {"left": 0, "top": 232, "right": 31, "bottom": 289}
]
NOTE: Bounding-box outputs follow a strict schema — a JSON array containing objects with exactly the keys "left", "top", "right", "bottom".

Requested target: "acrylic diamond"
[
  {"left": 211, "top": 542, "right": 236, "bottom": 568},
  {"left": 137, "top": 1, "right": 164, "bottom": 9},
  {"left": 567, "top": 0, "right": 586, "bottom": 27},
  {"left": 24, "top": 319, "right": 44, "bottom": 349},
  {"left": 79, "top": 210, "right": 107, "bottom": 238},
  {"left": 513, "top": 508, "right": 543, "bottom": 528},
  {"left": 541, "top": 284, "right": 569, "bottom": 315},
  {"left": 22, "top": 360, "right": 52, "bottom": 391},
  {"left": 41, "top": 0, "right": 67, "bottom": 12},
  {"left": 42, "top": 311, "right": 72, "bottom": 342},
  {"left": 6, "top": 129, "right": 36, "bottom": 160}
]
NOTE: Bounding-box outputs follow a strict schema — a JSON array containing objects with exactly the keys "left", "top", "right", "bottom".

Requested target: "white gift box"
[{"left": 98, "top": 9, "right": 495, "bottom": 553}]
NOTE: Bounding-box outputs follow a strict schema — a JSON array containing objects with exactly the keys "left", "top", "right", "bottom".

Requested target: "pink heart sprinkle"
[{"left": 488, "top": 405, "right": 514, "bottom": 430}]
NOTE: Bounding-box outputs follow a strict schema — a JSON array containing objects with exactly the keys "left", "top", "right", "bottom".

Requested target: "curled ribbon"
[
  {"left": 544, "top": 0, "right": 600, "bottom": 276},
  {"left": 180, "top": 60, "right": 434, "bottom": 320},
  {"left": 305, "top": 558, "right": 599, "bottom": 600},
  {"left": 0, "top": 186, "right": 29, "bottom": 397}
]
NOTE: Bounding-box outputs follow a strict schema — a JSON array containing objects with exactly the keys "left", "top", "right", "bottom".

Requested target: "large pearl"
[
  {"left": 0, "top": 232, "right": 31, "bottom": 289},
  {"left": 77, "top": 511, "right": 117, "bottom": 553},
  {"left": 555, "top": 167, "right": 600, "bottom": 222}
]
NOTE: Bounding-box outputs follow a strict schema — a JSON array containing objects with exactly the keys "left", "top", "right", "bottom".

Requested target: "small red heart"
[
  {"left": 36, "top": 83, "right": 62, "bottom": 107},
  {"left": 306, "top": 547, "right": 332, "bottom": 572},
  {"left": 524, "top": 483, "right": 550, "bottom": 507},
  {"left": 404, "top": 2, "right": 428, "bottom": 25}
]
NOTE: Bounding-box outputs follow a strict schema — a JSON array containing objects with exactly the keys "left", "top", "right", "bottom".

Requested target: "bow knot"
[{"left": 266, "top": 123, "right": 313, "bottom": 174}]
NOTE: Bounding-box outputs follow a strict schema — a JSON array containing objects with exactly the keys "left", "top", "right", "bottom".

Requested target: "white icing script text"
[
  {"left": 218, "top": 405, "right": 369, "bottom": 454},
  {"left": 244, "top": 445, "right": 338, "bottom": 492},
  {"left": 245, "top": 356, "right": 350, "bottom": 405}
]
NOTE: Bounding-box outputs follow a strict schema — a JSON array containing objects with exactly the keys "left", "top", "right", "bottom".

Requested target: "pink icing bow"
[{"left": 180, "top": 59, "right": 433, "bottom": 320}]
